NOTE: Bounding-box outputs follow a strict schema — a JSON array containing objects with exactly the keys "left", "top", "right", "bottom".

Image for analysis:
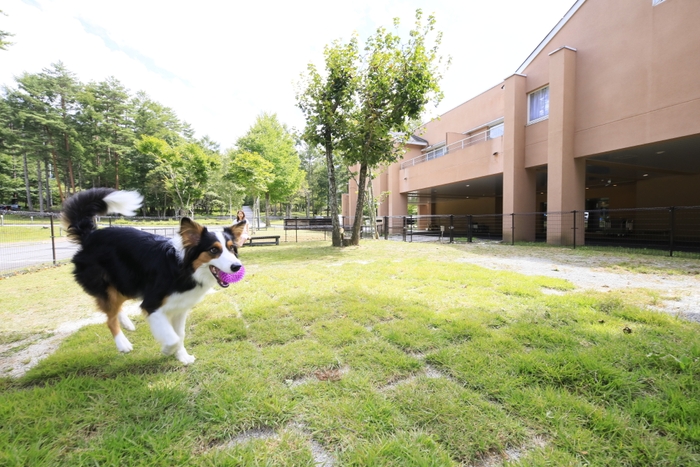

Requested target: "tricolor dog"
[{"left": 61, "top": 188, "right": 246, "bottom": 364}]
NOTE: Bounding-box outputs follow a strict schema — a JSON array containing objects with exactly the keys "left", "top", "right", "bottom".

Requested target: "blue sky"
[{"left": 1, "top": 0, "right": 574, "bottom": 149}]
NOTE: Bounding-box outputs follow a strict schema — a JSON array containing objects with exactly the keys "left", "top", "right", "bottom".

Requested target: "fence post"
[
  {"left": 669, "top": 207, "right": 675, "bottom": 257},
  {"left": 402, "top": 216, "right": 407, "bottom": 242},
  {"left": 50, "top": 214, "right": 57, "bottom": 266},
  {"left": 511, "top": 213, "right": 515, "bottom": 246},
  {"left": 384, "top": 216, "right": 389, "bottom": 240},
  {"left": 449, "top": 215, "right": 454, "bottom": 243},
  {"left": 295, "top": 217, "right": 299, "bottom": 243},
  {"left": 409, "top": 215, "right": 413, "bottom": 243},
  {"left": 572, "top": 210, "right": 577, "bottom": 249},
  {"left": 468, "top": 215, "right": 473, "bottom": 243}
]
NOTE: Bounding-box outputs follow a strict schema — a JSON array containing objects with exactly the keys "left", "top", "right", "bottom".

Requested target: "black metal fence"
[
  {"left": 376, "top": 206, "right": 700, "bottom": 256},
  {"left": 2, "top": 206, "right": 698, "bottom": 275},
  {"left": 1, "top": 212, "right": 184, "bottom": 275}
]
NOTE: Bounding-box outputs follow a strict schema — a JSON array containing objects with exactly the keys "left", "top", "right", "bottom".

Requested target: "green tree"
[
  {"left": 344, "top": 10, "right": 445, "bottom": 245},
  {"left": 208, "top": 150, "right": 244, "bottom": 218},
  {"left": 1, "top": 85, "right": 53, "bottom": 210},
  {"left": 225, "top": 150, "right": 274, "bottom": 230},
  {"left": 136, "top": 136, "right": 219, "bottom": 217},
  {"left": 296, "top": 38, "right": 359, "bottom": 246},
  {"left": 128, "top": 91, "right": 188, "bottom": 212},
  {"left": 131, "top": 91, "right": 186, "bottom": 146},
  {"left": 77, "top": 77, "right": 135, "bottom": 189},
  {"left": 0, "top": 10, "right": 13, "bottom": 51},
  {"left": 11, "top": 63, "right": 84, "bottom": 202},
  {"left": 235, "top": 113, "right": 302, "bottom": 226}
]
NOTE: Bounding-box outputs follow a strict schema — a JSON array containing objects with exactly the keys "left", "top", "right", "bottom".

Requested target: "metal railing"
[
  {"left": 381, "top": 206, "right": 700, "bottom": 256},
  {"left": 400, "top": 128, "right": 491, "bottom": 169}
]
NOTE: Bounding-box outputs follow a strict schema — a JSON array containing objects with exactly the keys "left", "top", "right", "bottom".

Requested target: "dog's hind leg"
[{"left": 97, "top": 287, "right": 133, "bottom": 353}]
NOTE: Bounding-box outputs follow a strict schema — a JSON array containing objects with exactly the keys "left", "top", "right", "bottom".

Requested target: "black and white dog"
[{"left": 61, "top": 188, "right": 246, "bottom": 364}]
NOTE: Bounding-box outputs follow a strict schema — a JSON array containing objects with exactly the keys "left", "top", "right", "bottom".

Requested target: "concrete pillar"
[
  {"left": 503, "top": 73, "right": 537, "bottom": 242},
  {"left": 546, "top": 46, "right": 585, "bottom": 245}
]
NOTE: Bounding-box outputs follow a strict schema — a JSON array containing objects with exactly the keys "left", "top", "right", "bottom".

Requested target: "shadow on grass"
[{"left": 15, "top": 324, "right": 184, "bottom": 388}]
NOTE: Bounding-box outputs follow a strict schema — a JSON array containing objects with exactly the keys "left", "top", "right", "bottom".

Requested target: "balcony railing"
[{"left": 400, "top": 128, "right": 492, "bottom": 169}]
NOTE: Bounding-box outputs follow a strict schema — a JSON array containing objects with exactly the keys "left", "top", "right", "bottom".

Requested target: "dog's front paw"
[
  {"left": 175, "top": 348, "right": 196, "bottom": 365},
  {"left": 114, "top": 332, "right": 133, "bottom": 353}
]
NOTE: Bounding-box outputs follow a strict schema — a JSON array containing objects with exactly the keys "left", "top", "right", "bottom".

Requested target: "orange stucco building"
[{"left": 344, "top": 0, "right": 700, "bottom": 244}]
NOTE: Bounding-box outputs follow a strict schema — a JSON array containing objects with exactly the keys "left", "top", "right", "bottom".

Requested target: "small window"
[
  {"left": 652, "top": 0, "right": 666, "bottom": 5},
  {"left": 528, "top": 86, "right": 549, "bottom": 123},
  {"left": 488, "top": 123, "right": 504, "bottom": 139}
]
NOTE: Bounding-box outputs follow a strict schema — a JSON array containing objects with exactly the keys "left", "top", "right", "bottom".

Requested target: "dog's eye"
[
  {"left": 209, "top": 247, "right": 220, "bottom": 255},
  {"left": 227, "top": 243, "right": 235, "bottom": 251}
]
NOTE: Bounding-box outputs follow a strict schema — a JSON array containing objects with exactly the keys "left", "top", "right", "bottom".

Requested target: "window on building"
[
  {"left": 488, "top": 123, "right": 504, "bottom": 139},
  {"left": 652, "top": 0, "right": 667, "bottom": 5},
  {"left": 528, "top": 86, "right": 549, "bottom": 123}
]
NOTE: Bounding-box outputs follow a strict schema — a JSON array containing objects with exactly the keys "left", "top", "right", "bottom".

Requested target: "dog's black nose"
[{"left": 231, "top": 265, "right": 242, "bottom": 273}]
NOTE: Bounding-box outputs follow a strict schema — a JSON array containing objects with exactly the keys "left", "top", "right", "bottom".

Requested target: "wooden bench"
[{"left": 247, "top": 235, "right": 280, "bottom": 246}]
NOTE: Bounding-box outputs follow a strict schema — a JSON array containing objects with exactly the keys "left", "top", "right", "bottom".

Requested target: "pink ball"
[{"left": 218, "top": 265, "right": 245, "bottom": 284}]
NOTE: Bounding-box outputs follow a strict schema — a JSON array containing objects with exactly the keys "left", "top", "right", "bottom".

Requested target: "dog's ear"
[
  {"left": 225, "top": 219, "right": 248, "bottom": 247},
  {"left": 180, "top": 217, "right": 205, "bottom": 248}
]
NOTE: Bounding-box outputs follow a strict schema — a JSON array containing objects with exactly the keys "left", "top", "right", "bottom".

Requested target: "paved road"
[{"left": 0, "top": 237, "right": 80, "bottom": 272}]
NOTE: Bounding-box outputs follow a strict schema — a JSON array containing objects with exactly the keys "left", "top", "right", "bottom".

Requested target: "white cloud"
[{"left": 1, "top": 0, "right": 574, "bottom": 149}]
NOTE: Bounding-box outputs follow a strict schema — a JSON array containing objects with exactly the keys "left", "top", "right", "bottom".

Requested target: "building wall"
[
  {"left": 435, "top": 198, "right": 498, "bottom": 216},
  {"left": 361, "top": 0, "right": 700, "bottom": 239},
  {"left": 521, "top": 0, "right": 700, "bottom": 158},
  {"left": 400, "top": 137, "right": 503, "bottom": 194},
  {"left": 414, "top": 84, "right": 504, "bottom": 145},
  {"left": 637, "top": 173, "right": 700, "bottom": 208}
]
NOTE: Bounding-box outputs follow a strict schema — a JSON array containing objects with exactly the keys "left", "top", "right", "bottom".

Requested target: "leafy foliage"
[
  {"left": 136, "top": 136, "right": 220, "bottom": 216},
  {"left": 297, "top": 10, "right": 447, "bottom": 246},
  {"left": 233, "top": 113, "right": 303, "bottom": 224},
  {"left": 0, "top": 62, "right": 315, "bottom": 216}
]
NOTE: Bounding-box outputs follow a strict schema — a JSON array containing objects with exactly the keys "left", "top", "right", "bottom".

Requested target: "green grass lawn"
[{"left": 0, "top": 241, "right": 698, "bottom": 466}]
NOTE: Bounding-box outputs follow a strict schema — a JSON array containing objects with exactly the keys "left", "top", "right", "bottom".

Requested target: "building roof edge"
[{"left": 515, "top": 0, "right": 587, "bottom": 74}]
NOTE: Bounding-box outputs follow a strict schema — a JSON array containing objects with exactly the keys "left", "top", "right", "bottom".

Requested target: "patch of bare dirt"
[
  {"left": 0, "top": 303, "right": 141, "bottom": 378},
  {"left": 458, "top": 244, "right": 700, "bottom": 323}
]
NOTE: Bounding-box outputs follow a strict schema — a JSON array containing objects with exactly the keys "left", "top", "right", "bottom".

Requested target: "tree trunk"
[
  {"left": 115, "top": 152, "right": 120, "bottom": 190},
  {"left": 367, "top": 169, "right": 379, "bottom": 239},
  {"left": 324, "top": 140, "right": 342, "bottom": 247},
  {"left": 23, "top": 153, "right": 33, "bottom": 211},
  {"left": 64, "top": 132, "right": 75, "bottom": 194},
  {"left": 37, "top": 160, "right": 44, "bottom": 213},
  {"left": 251, "top": 196, "right": 261, "bottom": 233},
  {"left": 265, "top": 192, "right": 271, "bottom": 227},
  {"left": 44, "top": 127, "right": 65, "bottom": 202},
  {"left": 350, "top": 163, "right": 369, "bottom": 245}
]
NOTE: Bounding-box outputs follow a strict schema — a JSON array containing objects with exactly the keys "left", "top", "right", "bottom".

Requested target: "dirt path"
[
  {"left": 0, "top": 303, "right": 142, "bottom": 378},
  {"left": 458, "top": 251, "right": 700, "bottom": 323},
  {"left": 2, "top": 247, "right": 699, "bottom": 379}
]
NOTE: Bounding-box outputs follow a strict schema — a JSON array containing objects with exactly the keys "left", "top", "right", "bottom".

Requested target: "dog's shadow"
[{"left": 18, "top": 320, "right": 182, "bottom": 387}]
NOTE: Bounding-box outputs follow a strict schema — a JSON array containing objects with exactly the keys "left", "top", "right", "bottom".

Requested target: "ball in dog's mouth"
[{"left": 209, "top": 265, "right": 245, "bottom": 287}]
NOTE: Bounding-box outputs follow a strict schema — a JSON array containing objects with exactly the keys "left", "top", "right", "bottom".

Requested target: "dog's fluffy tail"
[{"left": 61, "top": 188, "right": 144, "bottom": 244}]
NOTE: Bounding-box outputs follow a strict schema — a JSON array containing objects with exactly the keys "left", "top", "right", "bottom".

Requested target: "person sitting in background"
[{"left": 237, "top": 210, "right": 250, "bottom": 244}]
